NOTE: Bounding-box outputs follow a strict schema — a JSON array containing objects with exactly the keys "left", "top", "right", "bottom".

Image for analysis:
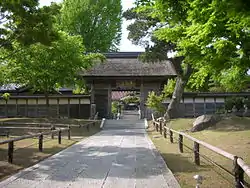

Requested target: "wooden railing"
[
  {"left": 0, "top": 121, "right": 98, "bottom": 164},
  {"left": 151, "top": 114, "right": 250, "bottom": 188}
]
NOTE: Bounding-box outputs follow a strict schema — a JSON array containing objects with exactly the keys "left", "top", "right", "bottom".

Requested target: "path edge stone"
[
  {"left": 145, "top": 132, "right": 181, "bottom": 188},
  {"left": 0, "top": 131, "right": 103, "bottom": 187}
]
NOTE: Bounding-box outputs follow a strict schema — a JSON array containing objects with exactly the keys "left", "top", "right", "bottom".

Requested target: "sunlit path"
[{"left": 0, "top": 119, "right": 179, "bottom": 188}]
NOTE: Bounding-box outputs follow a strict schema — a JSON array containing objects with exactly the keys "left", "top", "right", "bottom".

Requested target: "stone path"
[{"left": 0, "top": 120, "right": 180, "bottom": 188}]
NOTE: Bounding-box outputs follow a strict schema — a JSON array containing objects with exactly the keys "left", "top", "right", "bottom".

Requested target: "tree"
[
  {"left": 123, "top": 7, "right": 192, "bottom": 118},
  {"left": 6, "top": 31, "right": 103, "bottom": 116},
  {"left": 0, "top": 1, "right": 59, "bottom": 49},
  {"left": 0, "top": 1, "right": 61, "bottom": 91},
  {"left": 59, "top": 0, "right": 122, "bottom": 52},
  {"left": 134, "top": 0, "right": 250, "bottom": 118},
  {"left": 146, "top": 79, "right": 176, "bottom": 115}
]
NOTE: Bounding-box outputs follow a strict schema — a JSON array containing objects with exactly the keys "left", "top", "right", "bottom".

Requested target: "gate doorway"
[
  {"left": 111, "top": 90, "right": 140, "bottom": 120},
  {"left": 81, "top": 52, "right": 176, "bottom": 119}
]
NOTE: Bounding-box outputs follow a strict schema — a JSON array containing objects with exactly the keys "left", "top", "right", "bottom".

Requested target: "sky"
[{"left": 39, "top": 0, "right": 145, "bottom": 52}]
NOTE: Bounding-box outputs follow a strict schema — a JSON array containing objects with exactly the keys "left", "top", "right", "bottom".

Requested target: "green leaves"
[
  {"left": 146, "top": 91, "right": 165, "bottom": 113},
  {"left": 0, "top": 0, "right": 59, "bottom": 48},
  {"left": 59, "top": 0, "right": 122, "bottom": 52},
  {"left": 146, "top": 79, "right": 176, "bottom": 113},
  {"left": 2, "top": 93, "right": 10, "bottom": 101},
  {"left": 5, "top": 31, "right": 102, "bottom": 95},
  {"left": 136, "top": 0, "right": 250, "bottom": 92}
]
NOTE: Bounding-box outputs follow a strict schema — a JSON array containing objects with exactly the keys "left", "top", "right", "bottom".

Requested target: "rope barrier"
[{"left": 156, "top": 124, "right": 244, "bottom": 186}]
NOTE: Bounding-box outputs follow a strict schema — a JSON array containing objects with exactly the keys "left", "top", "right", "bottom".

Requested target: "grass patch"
[
  {"left": 0, "top": 118, "right": 101, "bottom": 181},
  {"left": 148, "top": 116, "right": 250, "bottom": 188},
  {"left": 0, "top": 118, "right": 101, "bottom": 137},
  {"left": 0, "top": 138, "right": 76, "bottom": 181}
]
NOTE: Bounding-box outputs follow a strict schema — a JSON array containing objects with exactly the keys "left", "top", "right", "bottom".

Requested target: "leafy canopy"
[
  {"left": 59, "top": 0, "right": 122, "bottom": 52},
  {"left": 136, "top": 0, "right": 250, "bottom": 91},
  {"left": 0, "top": 1, "right": 59, "bottom": 49},
  {"left": 146, "top": 79, "right": 175, "bottom": 113},
  {"left": 6, "top": 31, "right": 103, "bottom": 94}
]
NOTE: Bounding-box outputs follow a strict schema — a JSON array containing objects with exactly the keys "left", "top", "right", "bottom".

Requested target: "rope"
[
  {"left": 14, "top": 139, "right": 38, "bottom": 151},
  {"left": 162, "top": 132, "right": 235, "bottom": 186}
]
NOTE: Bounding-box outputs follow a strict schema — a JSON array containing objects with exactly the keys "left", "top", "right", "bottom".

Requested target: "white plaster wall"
[{"left": 17, "top": 99, "right": 27, "bottom": 105}]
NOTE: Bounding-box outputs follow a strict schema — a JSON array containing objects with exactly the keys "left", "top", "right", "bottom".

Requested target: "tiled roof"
[
  {"left": 112, "top": 91, "right": 130, "bottom": 100},
  {"left": 82, "top": 58, "right": 176, "bottom": 77}
]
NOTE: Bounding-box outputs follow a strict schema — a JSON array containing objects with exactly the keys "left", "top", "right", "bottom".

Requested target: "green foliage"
[
  {"left": 2, "top": 93, "right": 10, "bottom": 101},
  {"left": 146, "top": 79, "right": 175, "bottom": 113},
  {"left": 135, "top": 0, "right": 250, "bottom": 92},
  {"left": 243, "top": 98, "right": 250, "bottom": 109},
  {"left": 225, "top": 98, "right": 234, "bottom": 112},
  {"left": 0, "top": 1, "right": 59, "bottom": 49},
  {"left": 225, "top": 97, "right": 245, "bottom": 111},
  {"left": 122, "top": 96, "right": 140, "bottom": 104},
  {"left": 112, "top": 101, "right": 119, "bottom": 114},
  {"left": 123, "top": 7, "right": 158, "bottom": 47},
  {"left": 146, "top": 91, "right": 165, "bottom": 113},
  {"left": 123, "top": 7, "right": 175, "bottom": 62},
  {"left": 5, "top": 31, "right": 103, "bottom": 96},
  {"left": 59, "top": 0, "right": 122, "bottom": 52},
  {"left": 213, "top": 67, "right": 248, "bottom": 92},
  {"left": 162, "top": 79, "right": 175, "bottom": 97},
  {"left": 235, "top": 98, "right": 244, "bottom": 111}
]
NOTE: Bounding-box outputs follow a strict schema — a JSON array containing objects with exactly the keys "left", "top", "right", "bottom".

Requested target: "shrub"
[
  {"left": 243, "top": 98, "right": 250, "bottom": 108},
  {"left": 225, "top": 97, "right": 244, "bottom": 112},
  {"left": 122, "top": 96, "right": 140, "bottom": 104},
  {"left": 112, "top": 101, "right": 119, "bottom": 114},
  {"left": 225, "top": 98, "right": 234, "bottom": 111},
  {"left": 2, "top": 93, "right": 10, "bottom": 102}
]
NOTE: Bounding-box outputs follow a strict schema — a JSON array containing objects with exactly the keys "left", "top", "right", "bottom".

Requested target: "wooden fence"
[
  {"left": 152, "top": 114, "right": 250, "bottom": 188},
  {"left": 0, "top": 121, "right": 98, "bottom": 164}
]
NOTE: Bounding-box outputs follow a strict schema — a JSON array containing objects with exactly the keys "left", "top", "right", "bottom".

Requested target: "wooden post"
[
  {"left": 194, "top": 142, "right": 200, "bottom": 165},
  {"left": 58, "top": 130, "right": 61, "bottom": 144},
  {"left": 67, "top": 125, "right": 71, "bottom": 140},
  {"left": 86, "top": 124, "right": 89, "bottom": 132},
  {"left": 159, "top": 121, "right": 162, "bottom": 135},
  {"left": 51, "top": 125, "right": 55, "bottom": 139},
  {"left": 179, "top": 134, "right": 183, "bottom": 153},
  {"left": 39, "top": 134, "right": 43, "bottom": 152},
  {"left": 8, "top": 141, "right": 14, "bottom": 163},
  {"left": 234, "top": 156, "right": 244, "bottom": 188},
  {"left": 163, "top": 127, "right": 167, "bottom": 138},
  {"left": 156, "top": 122, "right": 159, "bottom": 132},
  {"left": 169, "top": 130, "right": 173, "bottom": 143}
]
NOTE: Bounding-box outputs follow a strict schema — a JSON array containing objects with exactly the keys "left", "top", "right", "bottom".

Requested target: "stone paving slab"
[{"left": 0, "top": 121, "right": 180, "bottom": 188}]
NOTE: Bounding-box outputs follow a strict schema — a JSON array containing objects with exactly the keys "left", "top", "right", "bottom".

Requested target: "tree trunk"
[{"left": 164, "top": 64, "right": 192, "bottom": 119}]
